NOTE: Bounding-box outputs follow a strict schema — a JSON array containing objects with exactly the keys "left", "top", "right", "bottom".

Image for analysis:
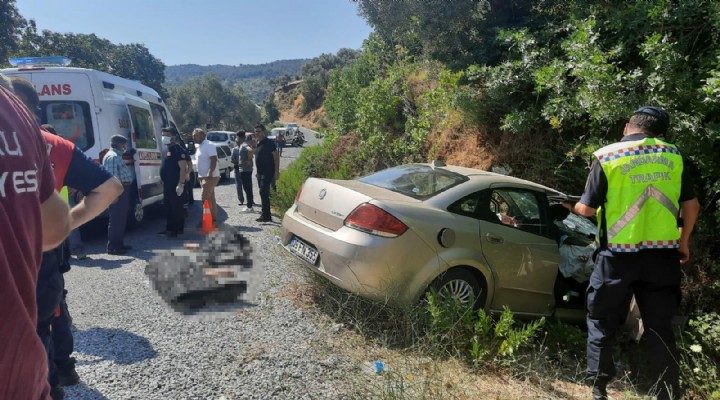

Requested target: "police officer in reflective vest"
[{"left": 565, "top": 106, "right": 700, "bottom": 400}]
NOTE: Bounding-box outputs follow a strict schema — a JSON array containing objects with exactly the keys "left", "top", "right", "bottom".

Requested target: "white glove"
[{"left": 176, "top": 183, "right": 184, "bottom": 196}]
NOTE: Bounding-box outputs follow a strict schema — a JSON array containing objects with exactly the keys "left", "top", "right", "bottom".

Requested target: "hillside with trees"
[{"left": 165, "top": 59, "right": 308, "bottom": 104}]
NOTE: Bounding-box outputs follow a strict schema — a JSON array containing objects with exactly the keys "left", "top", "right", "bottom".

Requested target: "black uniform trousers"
[
  {"left": 586, "top": 249, "right": 681, "bottom": 399},
  {"left": 257, "top": 174, "right": 273, "bottom": 219},
  {"left": 36, "top": 246, "right": 69, "bottom": 388},
  {"left": 164, "top": 183, "right": 185, "bottom": 233}
]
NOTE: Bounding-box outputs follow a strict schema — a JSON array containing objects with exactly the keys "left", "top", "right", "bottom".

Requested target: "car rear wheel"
[{"left": 429, "top": 268, "right": 487, "bottom": 309}]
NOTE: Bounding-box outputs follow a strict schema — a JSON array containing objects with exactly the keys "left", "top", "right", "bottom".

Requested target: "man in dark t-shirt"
[
  {"left": 0, "top": 82, "right": 70, "bottom": 400},
  {"left": 253, "top": 124, "right": 279, "bottom": 222}
]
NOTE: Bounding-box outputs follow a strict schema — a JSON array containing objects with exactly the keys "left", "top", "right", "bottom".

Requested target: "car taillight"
[
  {"left": 344, "top": 203, "right": 408, "bottom": 238},
  {"left": 294, "top": 182, "right": 304, "bottom": 204}
]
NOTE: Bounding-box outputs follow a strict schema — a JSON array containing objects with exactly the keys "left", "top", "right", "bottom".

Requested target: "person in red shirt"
[
  {"left": 0, "top": 77, "right": 71, "bottom": 399},
  {"left": 11, "top": 75, "right": 123, "bottom": 399}
]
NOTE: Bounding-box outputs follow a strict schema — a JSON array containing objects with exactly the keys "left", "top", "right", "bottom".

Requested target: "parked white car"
[{"left": 207, "top": 130, "right": 238, "bottom": 148}]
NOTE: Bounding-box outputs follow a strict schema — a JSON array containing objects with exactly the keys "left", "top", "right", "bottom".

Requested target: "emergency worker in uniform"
[
  {"left": 159, "top": 127, "right": 189, "bottom": 237},
  {"left": 0, "top": 74, "right": 70, "bottom": 400},
  {"left": 10, "top": 76, "right": 123, "bottom": 399},
  {"left": 565, "top": 106, "right": 700, "bottom": 400}
]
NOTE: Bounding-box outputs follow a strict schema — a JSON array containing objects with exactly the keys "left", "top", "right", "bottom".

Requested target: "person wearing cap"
[
  {"left": 564, "top": 106, "right": 700, "bottom": 400},
  {"left": 103, "top": 135, "right": 134, "bottom": 255},
  {"left": 159, "top": 127, "right": 189, "bottom": 237}
]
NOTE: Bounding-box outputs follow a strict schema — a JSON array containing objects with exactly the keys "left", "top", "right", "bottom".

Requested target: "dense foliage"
[
  {"left": 277, "top": 2, "right": 720, "bottom": 395},
  {"left": 165, "top": 60, "right": 308, "bottom": 103},
  {"left": 337, "top": 0, "right": 720, "bottom": 301},
  {"left": 0, "top": 0, "right": 26, "bottom": 63},
  {"left": 7, "top": 19, "right": 167, "bottom": 97},
  {"left": 166, "top": 74, "right": 261, "bottom": 135},
  {"left": 297, "top": 49, "right": 361, "bottom": 113}
]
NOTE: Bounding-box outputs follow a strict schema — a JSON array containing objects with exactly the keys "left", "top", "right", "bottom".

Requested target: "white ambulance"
[{"left": 2, "top": 56, "right": 176, "bottom": 226}]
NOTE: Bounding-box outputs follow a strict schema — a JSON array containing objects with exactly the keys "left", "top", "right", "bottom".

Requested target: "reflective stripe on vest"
[{"left": 594, "top": 137, "right": 683, "bottom": 253}]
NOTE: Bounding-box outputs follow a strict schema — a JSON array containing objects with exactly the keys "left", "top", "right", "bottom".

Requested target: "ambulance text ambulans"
[{"left": 2, "top": 56, "right": 176, "bottom": 226}]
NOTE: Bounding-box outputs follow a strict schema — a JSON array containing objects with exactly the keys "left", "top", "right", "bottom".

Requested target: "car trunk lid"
[{"left": 295, "top": 178, "right": 419, "bottom": 231}]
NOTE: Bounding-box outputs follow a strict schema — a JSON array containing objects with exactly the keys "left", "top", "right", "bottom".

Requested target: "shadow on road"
[
  {"left": 64, "top": 383, "right": 110, "bottom": 400},
  {"left": 74, "top": 327, "right": 157, "bottom": 365},
  {"left": 72, "top": 256, "right": 135, "bottom": 270}
]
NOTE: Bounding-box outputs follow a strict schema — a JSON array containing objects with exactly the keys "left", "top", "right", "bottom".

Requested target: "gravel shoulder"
[{"left": 64, "top": 129, "right": 364, "bottom": 399}]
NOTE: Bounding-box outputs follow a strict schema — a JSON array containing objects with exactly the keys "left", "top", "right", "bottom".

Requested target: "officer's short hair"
[
  {"left": 9, "top": 76, "right": 39, "bottom": 110},
  {"left": 629, "top": 106, "right": 670, "bottom": 136},
  {"left": 254, "top": 124, "right": 266, "bottom": 132}
]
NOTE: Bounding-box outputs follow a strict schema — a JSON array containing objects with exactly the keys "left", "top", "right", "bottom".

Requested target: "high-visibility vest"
[
  {"left": 594, "top": 136, "right": 683, "bottom": 252},
  {"left": 59, "top": 186, "right": 69, "bottom": 202}
]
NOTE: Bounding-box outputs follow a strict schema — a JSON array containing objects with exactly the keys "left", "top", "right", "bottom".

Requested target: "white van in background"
[
  {"left": 1, "top": 56, "right": 176, "bottom": 226},
  {"left": 206, "top": 130, "right": 237, "bottom": 148}
]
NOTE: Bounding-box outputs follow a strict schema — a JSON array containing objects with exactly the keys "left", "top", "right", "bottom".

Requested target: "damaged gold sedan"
[{"left": 282, "top": 162, "right": 639, "bottom": 328}]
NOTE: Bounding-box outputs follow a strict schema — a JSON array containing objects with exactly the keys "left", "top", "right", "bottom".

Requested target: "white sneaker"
[{"left": 242, "top": 207, "right": 254, "bottom": 213}]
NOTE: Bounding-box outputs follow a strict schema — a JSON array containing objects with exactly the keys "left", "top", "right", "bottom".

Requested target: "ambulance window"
[
  {"left": 40, "top": 101, "right": 94, "bottom": 151},
  {"left": 150, "top": 104, "right": 169, "bottom": 128},
  {"left": 128, "top": 105, "right": 156, "bottom": 149}
]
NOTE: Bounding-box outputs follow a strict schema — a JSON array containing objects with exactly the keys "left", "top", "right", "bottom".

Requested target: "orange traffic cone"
[{"left": 201, "top": 200, "right": 216, "bottom": 234}]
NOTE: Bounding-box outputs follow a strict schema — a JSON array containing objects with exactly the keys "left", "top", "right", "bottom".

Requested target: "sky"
[{"left": 14, "top": 0, "right": 374, "bottom": 66}]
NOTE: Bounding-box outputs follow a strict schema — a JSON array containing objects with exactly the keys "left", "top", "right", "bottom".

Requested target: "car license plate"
[{"left": 289, "top": 237, "right": 319, "bottom": 264}]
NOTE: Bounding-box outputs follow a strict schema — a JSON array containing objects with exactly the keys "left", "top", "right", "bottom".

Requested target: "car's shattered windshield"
[{"left": 358, "top": 164, "right": 468, "bottom": 200}]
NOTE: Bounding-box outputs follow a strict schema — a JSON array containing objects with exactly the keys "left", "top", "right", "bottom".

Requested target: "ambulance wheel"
[{"left": 128, "top": 196, "right": 144, "bottom": 228}]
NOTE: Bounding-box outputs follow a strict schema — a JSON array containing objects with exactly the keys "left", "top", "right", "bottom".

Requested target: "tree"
[
  {"left": 299, "top": 49, "right": 362, "bottom": 113},
  {"left": 263, "top": 93, "right": 280, "bottom": 124},
  {"left": 12, "top": 29, "right": 166, "bottom": 95},
  {"left": 355, "top": 0, "right": 535, "bottom": 69},
  {"left": 0, "top": 0, "right": 26, "bottom": 63},
  {"left": 167, "top": 73, "right": 260, "bottom": 134}
]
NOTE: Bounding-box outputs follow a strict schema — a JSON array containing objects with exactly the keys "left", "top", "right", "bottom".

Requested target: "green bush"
[
  {"left": 273, "top": 135, "right": 358, "bottom": 212},
  {"left": 679, "top": 312, "right": 720, "bottom": 398},
  {"left": 424, "top": 290, "right": 545, "bottom": 365}
]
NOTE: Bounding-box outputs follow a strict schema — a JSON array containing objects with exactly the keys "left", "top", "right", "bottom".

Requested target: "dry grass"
[
  {"left": 427, "top": 123, "right": 495, "bottom": 171},
  {"left": 275, "top": 272, "right": 650, "bottom": 400}
]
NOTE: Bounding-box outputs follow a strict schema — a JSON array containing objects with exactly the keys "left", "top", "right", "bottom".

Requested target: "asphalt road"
[{"left": 60, "top": 126, "right": 360, "bottom": 399}]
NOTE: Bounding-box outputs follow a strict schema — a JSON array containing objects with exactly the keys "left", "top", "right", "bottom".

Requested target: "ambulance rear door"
[{"left": 124, "top": 95, "right": 163, "bottom": 206}]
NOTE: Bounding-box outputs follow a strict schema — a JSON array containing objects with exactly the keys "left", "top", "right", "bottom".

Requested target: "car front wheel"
[{"left": 428, "top": 268, "right": 486, "bottom": 309}]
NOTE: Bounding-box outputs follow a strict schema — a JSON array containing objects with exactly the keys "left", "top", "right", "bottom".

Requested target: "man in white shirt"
[{"left": 192, "top": 128, "right": 219, "bottom": 223}]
